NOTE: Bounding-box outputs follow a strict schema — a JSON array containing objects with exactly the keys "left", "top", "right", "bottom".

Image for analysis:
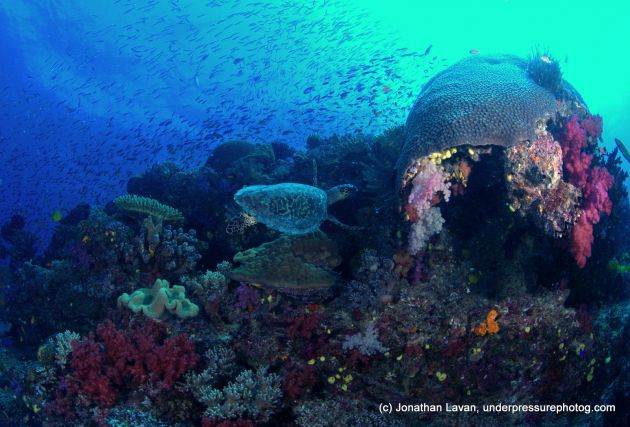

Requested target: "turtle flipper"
[{"left": 326, "top": 215, "right": 363, "bottom": 231}]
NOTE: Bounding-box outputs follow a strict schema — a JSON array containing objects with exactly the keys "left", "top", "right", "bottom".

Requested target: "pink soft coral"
[
  {"left": 558, "top": 114, "right": 613, "bottom": 268},
  {"left": 570, "top": 166, "right": 614, "bottom": 268},
  {"left": 582, "top": 166, "right": 614, "bottom": 222},
  {"left": 581, "top": 114, "right": 603, "bottom": 139},
  {"left": 406, "top": 160, "right": 451, "bottom": 222}
]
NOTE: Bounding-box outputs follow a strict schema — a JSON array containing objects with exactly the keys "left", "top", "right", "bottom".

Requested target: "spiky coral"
[
  {"left": 527, "top": 50, "right": 563, "bottom": 97},
  {"left": 114, "top": 194, "right": 184, "bottom": 222}
]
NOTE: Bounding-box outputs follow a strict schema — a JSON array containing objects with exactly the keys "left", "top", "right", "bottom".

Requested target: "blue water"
[{"left": 0, "top": 0, "right": 628, "bottom": 248}]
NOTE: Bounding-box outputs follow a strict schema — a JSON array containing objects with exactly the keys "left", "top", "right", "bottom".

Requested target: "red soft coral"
[
  {"left": 68, "top": 339, "right": 118, "bottom": 407},
  {"left": 282, "top": 365, "right": 317, "bottom": 400},
  {"left": 146, "top": 333, "right": 199, "bottom": 389},
  {"left": 64, "top": 320, "right": 198, "bottom": 409},
  {"left": 287, "top": 312, "right": 322, "bottom": 339},
  {"left": 570, "top": 215, "right": 594, "bottom": 269}
]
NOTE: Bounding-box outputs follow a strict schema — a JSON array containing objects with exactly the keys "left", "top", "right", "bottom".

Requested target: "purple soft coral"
[{"left": 235, "top": 282, "right": 261, "bottom": 311}]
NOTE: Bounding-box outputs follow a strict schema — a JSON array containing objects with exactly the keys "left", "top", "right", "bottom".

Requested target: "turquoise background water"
[{"left": 0, "top": 0, "right": 628, "bottom": 247}]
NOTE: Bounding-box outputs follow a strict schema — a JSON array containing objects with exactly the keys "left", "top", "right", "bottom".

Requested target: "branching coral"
[
  {"left": 114, "top": 194, "right": 184, "bottom": 222},
  {"left": 45, "top": 330, "right": 81, "bottom": 368},
  {"left": 181, "top": 261, "right": 232, "bottom": 301},
  {"left": 196, "top": 367, "right": 282, "bottom": 423},
  {"left": 135, "top": 219, "right": 204, "bottom": 275}
]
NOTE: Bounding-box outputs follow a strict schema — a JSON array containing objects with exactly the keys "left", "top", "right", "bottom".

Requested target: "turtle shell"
[{"left": 234, "top": 183, "right": 327, "bottom": 234}]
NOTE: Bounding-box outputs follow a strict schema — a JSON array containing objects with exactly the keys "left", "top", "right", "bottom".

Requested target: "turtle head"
[
  {"left": 326, "top": 184, "right": 358, "bottom": 205},
  {"left": 234, "top": 185, "right": 268, "bottom": 215},
  {"left": 337, "top": 184, "right": 358, "bottom": 197}
]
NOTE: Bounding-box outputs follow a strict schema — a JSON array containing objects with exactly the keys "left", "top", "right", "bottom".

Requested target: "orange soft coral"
[{"left": 474, "top": 309, "right": 500, "bottom": 336}]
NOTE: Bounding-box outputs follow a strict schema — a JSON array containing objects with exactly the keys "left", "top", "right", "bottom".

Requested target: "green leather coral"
[
  {"left": 229, "top": 234, "right": 341, "bottom": 292},
  {"left": 117, "top": 278, "right": 199, "bottom": 319},
  {"left": 114, "top": 194, "right": 184, "bottom": 222}
]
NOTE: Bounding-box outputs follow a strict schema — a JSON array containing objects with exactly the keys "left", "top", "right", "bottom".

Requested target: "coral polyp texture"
[{"left": 397, "top": 54, "right": 557, "bottom": 189}]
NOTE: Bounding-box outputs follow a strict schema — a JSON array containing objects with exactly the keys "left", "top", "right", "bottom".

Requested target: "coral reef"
[
  {"left": 1, "top": 53, "right": 629, "bottom": 426},
  {"left": 505, "top": 132, "right": 581, "bottom": 236}
]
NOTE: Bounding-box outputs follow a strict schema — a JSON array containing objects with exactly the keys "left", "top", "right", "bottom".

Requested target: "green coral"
[
  {"left": 114, "top": 194, "right": 184, "bottom": 222},
  {"left": 608, "top": 252, "right": 630, "bottom": 274},
  {"left": 229, "top": 234, "right": 341, "bottom": 292},
  {"left": 117, "top": 278, "right": 199, "bottom": 319}
]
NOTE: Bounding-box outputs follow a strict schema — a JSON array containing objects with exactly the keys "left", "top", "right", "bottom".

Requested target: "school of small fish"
[{"left": 0, "top": 0, "right": 450, "bottom": 247}]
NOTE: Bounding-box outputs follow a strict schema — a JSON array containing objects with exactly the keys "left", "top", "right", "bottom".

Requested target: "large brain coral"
[{"left": 397, "top": 54, "right": 557, "bottom": 189}]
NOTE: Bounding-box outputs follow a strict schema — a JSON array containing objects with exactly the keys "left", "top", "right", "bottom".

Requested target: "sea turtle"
[{"left": 233, "top": 182, "right": 358, "bottom": 234}]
